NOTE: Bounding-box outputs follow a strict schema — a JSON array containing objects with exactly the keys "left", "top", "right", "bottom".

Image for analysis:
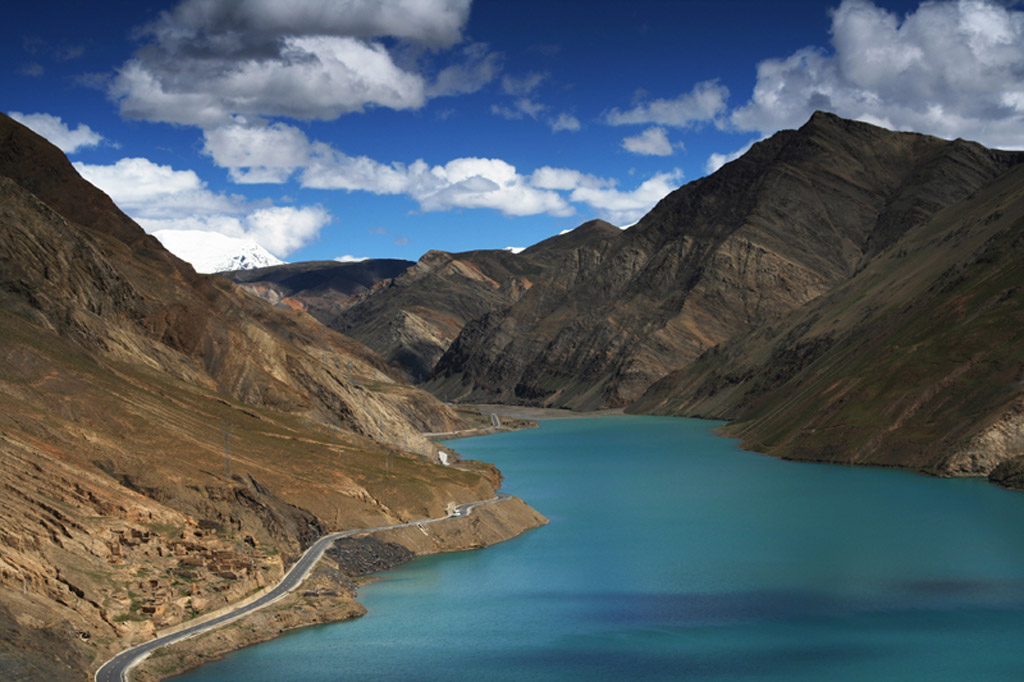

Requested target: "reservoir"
[{"left": 175, "top": 416, "right": 1024, "bottom": 681}]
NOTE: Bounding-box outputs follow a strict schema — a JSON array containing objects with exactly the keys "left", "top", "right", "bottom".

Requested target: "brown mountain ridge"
[
  {"left": 421, "top": 112, "right": 1022, "bottom": 409},
  {"left": 0, "top": 113, "right": 544, "bottom": 681}
]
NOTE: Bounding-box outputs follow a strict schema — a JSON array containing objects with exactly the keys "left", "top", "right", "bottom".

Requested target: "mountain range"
[
  {"left": 4, "top": 108, "right": 1024, "bottom": 681},
  {"left": 230, "top": 112, "right": 1024, "bottom": 489},
  {"left": 0, "top": 113, "right": 544, "bottom": 681}
]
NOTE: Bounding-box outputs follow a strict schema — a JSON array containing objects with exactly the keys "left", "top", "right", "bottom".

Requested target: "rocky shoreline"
[{"left": 130, "top": 496, "right": 546, "bottom": 681}]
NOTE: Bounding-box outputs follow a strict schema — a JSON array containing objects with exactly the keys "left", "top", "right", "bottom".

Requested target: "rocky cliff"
[
  {"left": 0, "top": 113, "right": 543, "bottom": 681},
  {"left": 425, "top": 113, "right": 1023, "bottom": 410}
]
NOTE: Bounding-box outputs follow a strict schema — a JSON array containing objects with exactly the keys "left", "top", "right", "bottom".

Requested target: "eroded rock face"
[
  {"left": 943, "top": 400, "right": 1024, "bottom": 476},
  {"left": 426, "top": 113, "right": 1023, "bottom": 410}
]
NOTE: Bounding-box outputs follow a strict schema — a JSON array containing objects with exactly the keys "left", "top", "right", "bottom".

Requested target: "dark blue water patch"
[{"left": 174, "top": 417, "right": 1024, "bottom": 682}]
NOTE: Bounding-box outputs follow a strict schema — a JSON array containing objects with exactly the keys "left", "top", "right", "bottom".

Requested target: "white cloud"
[
  {"left": 302, "top": 146, "right": 575, "bottom": 217},
  {"left": 606, "top": 80, "right": 729, "bottom": 127},
  {"left": 335, "top": 254, "right": 369, "bottom": 263},
  {"left": 730, "top": 0, "right": 1024, "bottom": 149},
  {"left": 299, "top": 138, "right": 677, "bottom": 223},
  {"left": 568, "top": 170, "right": 684, "bottom": 225},
  {"left": 74, "top": 157, "right": 236, "bottom": 213},
  {"left": 244, "top": 205, "right": 330, "bottom": 257},
  {"left": 550, "top": 113, "right": 581, "bottom": 132},
  {"left": 529, "top": 167, "right": 607, "bottom": 191},
  {"left": 621, "top": 126, "right": 676, "bottom": 156},
  {"left": 111, "top": 0, "right": 480, "bottom": 127},
  {"left": 73, "top": 157, "right": 329, "bottom": 257},
  {"left": 8, "top": 111, "right": 104, "bottom": 153},
  {"left": 202, "top": 119, "right": 312, "bottom": 183},
  {"left": 420, "top": 157, "right": 574, "bottom": 216},
  {"left": 531, "top": 166, "right": 683, "bottom": 225},
  {"left": 704, "top": 139, "right": 757, "bottom": 175}
]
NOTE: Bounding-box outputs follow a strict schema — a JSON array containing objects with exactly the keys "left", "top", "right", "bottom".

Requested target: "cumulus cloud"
[
  {"left": 606, "top": 80, "right": 729, "bottom": 127},
  {"left": 531, "top": 166, "right": 683, "bottom": 225},
  {"left": 730, "top": 0, "right": 1024, "bottom": 149},
  {"left": 202, "top": 119, "right": 312, "bottom": 183},
  {"left": 420, "top": 157, "right": 574, "bottom": 216},
  {"left": 73, "top": 157, "right": 329, "bottom": 257},
  {"left": 621, "top": 126, "right": 676, "bottom": 156},
  {"left": 529, "top": 167, "right": 607, "bottom": 191},
  {"left": 303, "top": 148, "right": 574, "bottom": 217},
  {"left": 298, "top": 137, "right": 677, "bottom": 222},
  {"left": 111, "top": 0, "right": 483, "bottom": 126},
  {"left": 9, "top": 111, "right": 104, "bottom": 153},
  {"left": 566, "top": 169, "right": 684, "bottom": 225}
]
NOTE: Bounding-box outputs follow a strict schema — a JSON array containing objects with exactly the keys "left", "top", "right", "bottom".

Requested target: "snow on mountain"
[{"left": 152, "top": 230, "right": 285, "bottom": 273}]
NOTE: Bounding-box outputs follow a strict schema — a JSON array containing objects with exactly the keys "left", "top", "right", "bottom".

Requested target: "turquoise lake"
[{"left": 175, "top": 416, "right": 1024, "bottom": 681}]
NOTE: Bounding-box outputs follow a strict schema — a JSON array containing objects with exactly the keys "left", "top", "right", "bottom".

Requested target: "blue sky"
[{"left": 5, "top": 0, "right": 1024, "bottom": 267}]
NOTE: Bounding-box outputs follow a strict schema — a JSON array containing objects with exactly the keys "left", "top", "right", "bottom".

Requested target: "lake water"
[{"left": 175, "top": 416, "right": 1024, "bottom": 681}]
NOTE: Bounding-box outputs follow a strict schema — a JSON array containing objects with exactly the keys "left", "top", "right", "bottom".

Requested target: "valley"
[{"left": 2, "top": 109, "right": 1024, "bottom": 681}]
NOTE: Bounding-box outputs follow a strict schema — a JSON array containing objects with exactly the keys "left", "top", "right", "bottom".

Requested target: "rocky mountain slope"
[
  {"left": 423, "top": 113, "right": 1023, "bottom": 410},
  {"left": 225, "top": 258, "right": 413, "bottom": 325},
  {"left": 631, "top": 159, "right": 1024, "bottom": 483},
  {"left": 235, "top": 220, "right": 622, "bottom": 382},
  {"left": 0, "top": 114, "right": 543, "bottom": 681}
]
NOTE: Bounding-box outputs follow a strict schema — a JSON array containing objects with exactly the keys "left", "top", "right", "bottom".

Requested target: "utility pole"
[{"left": 221, "top": 420, "right": 233, "bottom": 478}]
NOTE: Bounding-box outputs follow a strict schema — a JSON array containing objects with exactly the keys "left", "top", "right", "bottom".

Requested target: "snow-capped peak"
[{"left": 152, "top": 230, "right": 284, "bottom": 273}]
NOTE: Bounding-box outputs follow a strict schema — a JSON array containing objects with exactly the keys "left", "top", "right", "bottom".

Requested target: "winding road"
[{"left": 95, "top": 494, "right": 510, "bottom": 682}]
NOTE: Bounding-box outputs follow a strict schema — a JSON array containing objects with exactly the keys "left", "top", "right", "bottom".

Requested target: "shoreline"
[
  {"left": 125, "top": 495, "right": 547, "bottom": 682},
  {"left": 427, "top": 405, "right": 624, "bottom": 441},
  {"left": 465, "top": 403, "right": 626, "bottom": 422},
  {"left": 106, "top": 405, "right": 570, "bottom": 682}
]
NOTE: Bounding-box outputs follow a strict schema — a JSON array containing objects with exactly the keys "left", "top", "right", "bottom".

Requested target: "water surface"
[{"left": 176, "top": 416, "right": 1024, "bottom": 681}]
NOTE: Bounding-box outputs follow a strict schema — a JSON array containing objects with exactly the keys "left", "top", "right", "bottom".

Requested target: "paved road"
[{"left": 95, "top": 494, "right": 510, "bottom": 682}]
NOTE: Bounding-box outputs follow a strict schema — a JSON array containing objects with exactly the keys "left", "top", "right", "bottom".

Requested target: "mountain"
[
  {"left": 630, "top": 158, "right": 1024, "bottom": 483},
  {"left": 152, "top": 229, "right": 285, "bottom": 273},
  {"left": 235, "top": 220, "right": 622, "bottom": 382},
  {"left": 423, "top": 113, "right": 1023, "bottom": 410},
  {"left": 0, "top": 113, "right": 544, "bottom": 680},
  {"left": 224, "top": 258, "right": 414, "bottom": 319}
]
